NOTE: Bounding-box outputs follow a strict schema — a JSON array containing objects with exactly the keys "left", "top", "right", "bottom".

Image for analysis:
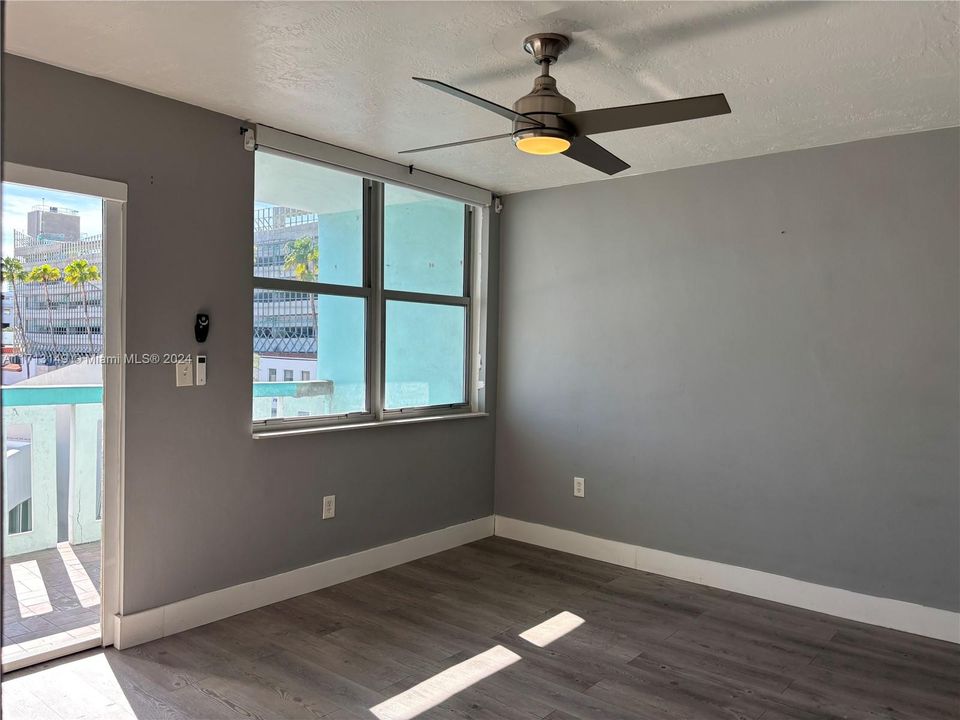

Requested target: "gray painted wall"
[
  {"left": 496, "top": 128, "right": 959, "bottom": 611},
  {"left": 3, "top": 55, "right": 498, "bottom": 613}
]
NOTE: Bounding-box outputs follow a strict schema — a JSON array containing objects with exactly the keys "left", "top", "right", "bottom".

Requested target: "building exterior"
[
  {"left": 12, "top": 204, "right": 103, "bottom": 366},
  {"left": 28, "top": 202, "right": 81, "bottom": 240},
  {"left": 253, "top": 205, "right": 326, "bottom": 360},
  {"left": 252, "top": 205, "right": 349, "bottom": 418}
]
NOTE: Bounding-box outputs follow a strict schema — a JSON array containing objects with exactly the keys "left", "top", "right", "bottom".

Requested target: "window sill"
[{"left": 252, "top": 411, "right": 488, "bottom": 439}]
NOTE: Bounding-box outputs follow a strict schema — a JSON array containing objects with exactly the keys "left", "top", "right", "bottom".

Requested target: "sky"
[{"left": 2, "top": 182, "right": 103, "bottom": 258}]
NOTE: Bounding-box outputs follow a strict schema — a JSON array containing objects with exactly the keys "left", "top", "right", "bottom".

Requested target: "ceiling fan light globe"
[{"left": 515, "top": 134, "right": 571, "bottom": 156}]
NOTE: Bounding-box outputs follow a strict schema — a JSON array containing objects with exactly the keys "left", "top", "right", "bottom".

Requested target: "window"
[
  {"left": 8, "top": 499, "right": 31, "bottom": 535},
  {"left": 253, "top": 151, "right": 480, "bottom": 429},
  {"left": 383, "top": 185, "right": 469, "bottom": 409},
  {"left": 5, "top": 424, "right": 33, "bottom": 535}
]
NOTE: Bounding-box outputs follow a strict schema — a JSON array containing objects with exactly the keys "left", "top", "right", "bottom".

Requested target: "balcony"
[
  {"left": 1, "top": 384, "right": 103, "bottom": 670},
  {"left": 252, "top": 379, "right": 335, "bottom": 420}
]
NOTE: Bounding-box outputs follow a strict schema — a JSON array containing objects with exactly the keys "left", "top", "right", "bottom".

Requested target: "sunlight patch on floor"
[
  {"left": 1, "top": 651, "right": 129, "bottom": 719},
  {"left": 1, "top": 623, "right": 100, "bottom": 672},
  {"left": 10, "top": 561, "right": 52, "bottom": 618},
  {"left": 56, "top": 542, "right": 101, "bottom": 608},
  {"left": 519, "top": 610, "right": 584, "bottom": 648},
  {"left": 370, "top": 645, "right": 521, "bottom": 720}
]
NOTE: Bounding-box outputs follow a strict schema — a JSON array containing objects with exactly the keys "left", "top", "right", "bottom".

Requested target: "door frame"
[{"left": 2, "top": 162, "right": 126, "bottom": 661}]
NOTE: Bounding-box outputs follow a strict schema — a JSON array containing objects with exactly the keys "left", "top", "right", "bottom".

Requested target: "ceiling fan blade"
[
  {"left": 413, "top": 77, "right": 543, "bottom": 127},
  {"left": 562, "top": 136, "right": 630, "bottom": 175},
  {"left": 560, "top": 93, "right": 731, "bottom": 136},
  {"left": 399, "top": 133, "right": 513, "bottom": 155}
]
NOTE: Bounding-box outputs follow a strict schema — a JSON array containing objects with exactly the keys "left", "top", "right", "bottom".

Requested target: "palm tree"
[
  {"left": 64, "top": 259, "right": 101, "bottom": 355},
  {"left": 2, "top": 256, "right": 31, "bottom": 376},
  {"left": 26, "top": 264, "right": 62, "bottom": 356},
  {"left": 284, "top": 237, "right": 319, "bottom": 351}
]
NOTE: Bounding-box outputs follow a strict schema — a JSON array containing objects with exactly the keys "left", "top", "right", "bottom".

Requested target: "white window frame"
[{"left": 250, "top": 126, "right": 492, "bottom": 437}]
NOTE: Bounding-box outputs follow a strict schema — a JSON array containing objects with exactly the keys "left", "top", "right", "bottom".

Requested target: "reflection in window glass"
[
  {"left": 254, "top": 153, "right": 363, "bottom": 287},
  {"left": 384, "top": 185, "right": 465, "bottom": 297},
  {"left": 253, "top": 294, "right": 366, "bottom": 420},
  {"left": 385, "top": 301, "right": 465, "bottom": 409}
]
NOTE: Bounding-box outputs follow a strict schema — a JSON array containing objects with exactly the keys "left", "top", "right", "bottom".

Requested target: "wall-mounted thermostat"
[{"left": 195, "top": 355, "right": 207, "bottom": 386}]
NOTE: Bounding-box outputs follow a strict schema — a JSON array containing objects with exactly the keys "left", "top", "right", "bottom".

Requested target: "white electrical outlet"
[
  {"left": 175, "top": 360, "right": 193, "bottom": 387},
  {"left": 322, "top": 495, "right": 336, "bottom": 519},
  {"left": 574, "top": 477, "right": 585, "bottom": 498}
]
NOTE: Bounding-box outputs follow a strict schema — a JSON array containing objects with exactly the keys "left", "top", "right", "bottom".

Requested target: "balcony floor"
[{"left": 2, "top": 541, "right": 100, "bottom": 669}]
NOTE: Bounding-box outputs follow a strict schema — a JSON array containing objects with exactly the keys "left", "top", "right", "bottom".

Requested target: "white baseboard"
[
  {"left": 114, "top": 515, "right": 494, "bottom": 649},
  {"left": 494, "top": 515, "right": 960, "bottom": 644}
]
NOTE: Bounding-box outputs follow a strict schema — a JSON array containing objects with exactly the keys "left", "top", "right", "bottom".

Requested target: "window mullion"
[
  {"left": 464, "top": 206, "right": 475, "bottom": 410},
  {"left": 367, "top": 180, "right": 385, "bottom": 420}
]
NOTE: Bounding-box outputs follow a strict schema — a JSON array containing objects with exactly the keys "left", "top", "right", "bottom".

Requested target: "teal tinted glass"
[
  {"left": 384, "top": 185, "right": 465, "bottom": 296},
  {"left": 385, "top": 301, "right": 465, "bottom": 409}
]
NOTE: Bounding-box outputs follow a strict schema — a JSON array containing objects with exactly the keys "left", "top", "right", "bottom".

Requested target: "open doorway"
[{"left": 1, "top": 165, "right": 124, "bottom": 672}]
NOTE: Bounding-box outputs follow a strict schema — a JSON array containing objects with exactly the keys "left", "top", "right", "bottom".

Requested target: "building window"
[
  {"left": 268, "top": 368, "right": 277, "bottom": 382},
  {"left": 8, "top": 499, "right": 31, "bottom": 535},
  {"left": 252, "top": 151, "right": 480, "bottom": 429},
  {"left": 5, "top": 425, "right": 33, "bottom": 535}
]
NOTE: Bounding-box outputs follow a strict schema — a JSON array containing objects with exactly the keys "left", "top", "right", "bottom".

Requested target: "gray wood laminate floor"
[{"left": 2, "top": 536, "right": 958, "bottom": 719}]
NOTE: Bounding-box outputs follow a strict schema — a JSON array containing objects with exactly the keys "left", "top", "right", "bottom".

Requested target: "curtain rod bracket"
[{"left": 242, "top": 126, "right": 257, "bottom": 152}]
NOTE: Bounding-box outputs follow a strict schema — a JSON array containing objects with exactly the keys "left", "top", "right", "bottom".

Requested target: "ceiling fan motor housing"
[{"left": 512, "top": 75, "right": 577, "bottom": 146}]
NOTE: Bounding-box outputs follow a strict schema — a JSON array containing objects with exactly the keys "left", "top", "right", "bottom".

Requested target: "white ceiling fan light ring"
[{"left": 512, "top": 127, "right": 572, "bottom": 156}]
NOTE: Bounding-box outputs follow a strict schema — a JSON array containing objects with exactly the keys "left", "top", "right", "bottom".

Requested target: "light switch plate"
[{"left": 176, "top": 361, "right": 193, "bottom": 387}]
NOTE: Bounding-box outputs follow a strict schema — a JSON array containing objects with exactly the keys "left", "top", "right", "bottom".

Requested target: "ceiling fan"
[{"left": 400, "top": 33, "right": 731, "bottom": 175}]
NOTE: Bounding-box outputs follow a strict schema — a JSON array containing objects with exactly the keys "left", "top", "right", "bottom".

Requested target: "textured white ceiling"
[{"left": 6, "top": 1, "right": 959, "bottom": 194}]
